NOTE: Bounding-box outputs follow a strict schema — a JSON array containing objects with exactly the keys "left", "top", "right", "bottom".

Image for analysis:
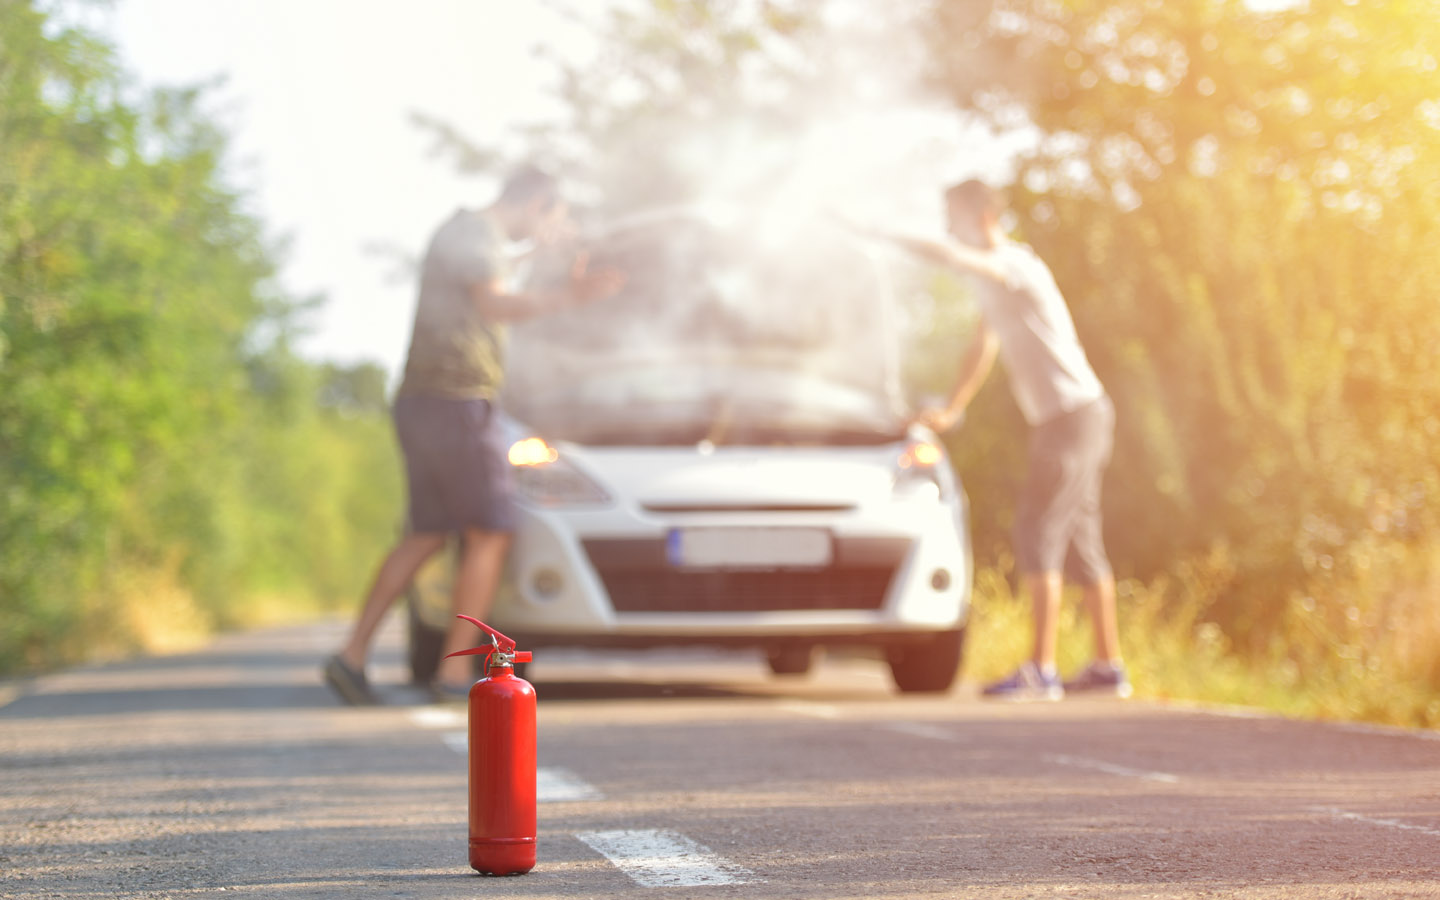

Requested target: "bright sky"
[
  {"left": 101, "top": 1, "right": 600, "bottom": 380},
  {"left": 98, "top": 1, "right": 1310, "bottom": 384}
]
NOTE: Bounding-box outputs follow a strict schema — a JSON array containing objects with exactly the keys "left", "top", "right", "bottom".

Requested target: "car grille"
[{"left": 582, "top": 537, "right": 909, "bottom": 613}]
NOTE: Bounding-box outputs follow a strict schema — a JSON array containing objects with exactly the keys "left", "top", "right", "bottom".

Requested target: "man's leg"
[
  {"left": 1082, "top": 572, "right": 1122, "bottom": 663},
  {"left": 434, "top": 528, "right": 513, "bottom": 685},
  {"left": 1027, "top": 570, "right": 1064, "bottom": 671},
  {"left": 1063, "top": 399, "right": 1130, "bottom": 695},
  {"left": 1072, "top": 395, "right": 1120, "bottom": 666},
  {"left": 980, "top": 568, "right": 1064, "bottom": 699},
  {"left": 1015, "top": 418, "right": 1070, "bottom": 678},
  {"left": 339, "top": 531, "right": 448, "bottom": 670},
  {"left": 978, "top": 415, "right": 1070, "bottom": 698},
  {"left": 1067, "top": 570, "right": 1130, "bottom": 696}
]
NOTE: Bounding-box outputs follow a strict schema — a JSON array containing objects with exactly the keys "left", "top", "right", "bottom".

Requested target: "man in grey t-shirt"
[
  {"left": 324, "top": 166, "right": 624, "bottom": 705},
  {"left": 860, "top": 180, "right": 1129, "bottom": 701}
]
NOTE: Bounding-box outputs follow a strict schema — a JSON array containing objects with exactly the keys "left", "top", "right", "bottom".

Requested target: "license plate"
[{"left": 667, "top": 528, "right": 833, "bottom": 569}]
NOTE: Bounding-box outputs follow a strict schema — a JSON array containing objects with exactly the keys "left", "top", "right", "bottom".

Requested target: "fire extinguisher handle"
[
  {"left": 455, "top": 615, "right": 517, "bottom": 651},
  {"left": 442, "top": 645, "right": 495, "bottom": 660}
]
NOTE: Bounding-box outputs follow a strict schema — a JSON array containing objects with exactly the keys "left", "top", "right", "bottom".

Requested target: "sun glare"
[{"left": 508, "top": 438, "right": 559, "bottom": 468}]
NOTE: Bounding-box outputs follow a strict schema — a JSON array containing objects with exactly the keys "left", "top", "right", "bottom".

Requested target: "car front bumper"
[{"left": 488, "top": 491, "right": 971, "bottom": 647}]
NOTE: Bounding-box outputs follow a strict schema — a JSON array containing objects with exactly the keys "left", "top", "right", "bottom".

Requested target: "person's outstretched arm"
[
  {"left": 469, "top": 251, "right": 625, "bottom": 322},
  {"left": 841, "top": 221, "right": 1008, "bottom": 283},
  {"left": 914, "top": 321, "right": 999, "bottom": 433}
]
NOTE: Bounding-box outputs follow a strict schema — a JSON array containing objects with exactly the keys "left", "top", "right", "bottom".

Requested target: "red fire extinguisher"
[{"left": 443, "top": 615, "right": 536, "bottom": 876}]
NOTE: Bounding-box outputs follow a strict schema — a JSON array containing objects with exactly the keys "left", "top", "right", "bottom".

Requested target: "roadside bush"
[{"left": 0, "top": 2, "right": 401, "bottom": 673}]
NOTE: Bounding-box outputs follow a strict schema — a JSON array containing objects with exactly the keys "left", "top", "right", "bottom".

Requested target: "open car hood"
[{"left": 500, "top": 209, "right": 907, "bottom": 447}]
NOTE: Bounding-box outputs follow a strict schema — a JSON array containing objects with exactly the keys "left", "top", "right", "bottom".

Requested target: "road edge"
[{"left": 1155, "top": 695, "right": 1440, "bottom": 742}]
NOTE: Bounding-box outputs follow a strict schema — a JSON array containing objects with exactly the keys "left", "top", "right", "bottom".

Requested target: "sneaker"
[
  {"left": 981, "top": 662, "right": 1064, "bottom": 701},
  {"left": 323, "top": 654, "right": 377, "bottom": 706},
  {"left": 1063, "top": 660, "right": 1134, "bottom": 698}
]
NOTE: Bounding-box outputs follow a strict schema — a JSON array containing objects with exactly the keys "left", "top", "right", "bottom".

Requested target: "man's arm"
[
  {"left": 468, "top": 252, "right": 624, "bottom": 323},
  {"left": 914, "top": 321, "right": 999, "bottom": 432},
  {"left": 835, "top": 216, "right": 1009, "bottom": 283},
  {"left": 879, "top": 233, "right": 1008, "bottom": 283}
]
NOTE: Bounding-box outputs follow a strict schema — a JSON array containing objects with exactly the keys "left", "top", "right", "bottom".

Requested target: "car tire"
[
  {"left": 407, "top": 592, "right": 446, "bottom": 686},
  {"left": 887, "top": 627, "right": 965, "bottom": 694},
  {"left": 765, "top": 645, "right": 815, "bottom": 677}
]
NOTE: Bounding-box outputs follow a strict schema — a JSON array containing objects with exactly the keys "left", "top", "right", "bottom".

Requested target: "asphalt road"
[{"left": 2, "top": 618, "right": 1438, "bottom": 899}]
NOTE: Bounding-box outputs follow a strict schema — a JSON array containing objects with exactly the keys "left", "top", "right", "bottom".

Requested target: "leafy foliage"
[
  {"left": 925, "top": 0, "right": 1440, "bottom": 673},
  {"left": 0, "top": 2, "right": 399, "bottom": 671}
]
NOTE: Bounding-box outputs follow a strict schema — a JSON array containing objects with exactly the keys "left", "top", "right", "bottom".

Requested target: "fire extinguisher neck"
[
  {"left": 445, "top": 617, "right": 532, "bottom": 676},
  {"left": 488, "top": 648, "right": 533, "bottom": 671}
]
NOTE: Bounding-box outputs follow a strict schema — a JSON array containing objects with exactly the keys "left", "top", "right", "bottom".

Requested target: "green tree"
[
  {"left": 914, "top": 1, "right": 1440, "bottom": 717},
  {"left": 1, "top": 2, "right": 267, "bottom": 661},
  {"left": 0, "top": 1, "right": 400, "bottom": 671},
  {"left": 926, "top": 0, "right": 1440, "bottom": 610}
]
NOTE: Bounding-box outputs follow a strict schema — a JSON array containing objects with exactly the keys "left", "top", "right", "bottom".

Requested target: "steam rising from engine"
[{"left": 501, "top": 3, "right": 999, "bottom": 446}]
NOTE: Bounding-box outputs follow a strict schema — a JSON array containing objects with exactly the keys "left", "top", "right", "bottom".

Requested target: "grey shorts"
[
  {"left": 393, "top": 394, "right": 517, "bottom": 534},
  {"left": 1013, "top": 395, "right": 1114, "bottom": 585}
]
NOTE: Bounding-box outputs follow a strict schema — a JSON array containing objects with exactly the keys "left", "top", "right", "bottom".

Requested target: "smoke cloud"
[{"left": 502, "top": 1, "right": 1003, "bottom": 445}]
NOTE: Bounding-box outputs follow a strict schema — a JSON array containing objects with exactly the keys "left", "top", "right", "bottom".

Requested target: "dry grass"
[{"left": 963, "top": 543, "right": 1440, "bottom": 730}]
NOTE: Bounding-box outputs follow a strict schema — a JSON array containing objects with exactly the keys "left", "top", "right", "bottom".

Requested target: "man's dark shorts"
[
  {"left": 1014, "top": 395, "right": 1114, "bottom": 585},
  {"left": 393, "top": 394, "right": 517, "bottom": 534}
]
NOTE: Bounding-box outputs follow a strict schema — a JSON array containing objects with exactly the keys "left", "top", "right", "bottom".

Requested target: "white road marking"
[
  {"left": 407, "top": 707, "right": 466, "bottom": 729},
  {"left": 1329, "top": 722, "right": 1440, "bottom": 743},
  {"left": 881, "top": 722, "right": 969, "bottom": 743},
  {"left": 1043, "top": 753, "right": 1180, "bottom": 784},
  {"left": 777, "top": 701, "right": 841, "bottom": 719},
  {"left": 1313, "top": 806, "right": 1440, "bottom": 837},
  {"left": 539, "top": 767, "right": 604, "bottom": 802},
  {"left": 437, "top": 731, "right": 603, "bottom": 803},
  {"left": 576, "top": 829, "right": 755, "bottom": 888}
]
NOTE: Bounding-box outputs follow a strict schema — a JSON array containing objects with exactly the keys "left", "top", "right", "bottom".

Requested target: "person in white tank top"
[{"left": 850, "top": 180, "right": 1129, "bottom": 702}]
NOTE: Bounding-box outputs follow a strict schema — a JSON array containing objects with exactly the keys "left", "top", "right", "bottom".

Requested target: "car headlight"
[
  {"left": 893, "top": 439, "right": 944, "bottom": 500},
  {"left": 508, "top": 438, "right": 610, "bottom": 506}
]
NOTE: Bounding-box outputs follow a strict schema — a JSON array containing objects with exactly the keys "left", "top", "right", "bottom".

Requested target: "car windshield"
[{"left": 501, "top": 211, "right": 907, "bottom": 447}]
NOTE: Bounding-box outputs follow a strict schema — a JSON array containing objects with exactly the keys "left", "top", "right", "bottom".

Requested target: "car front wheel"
[
  {"left": 886, "top": 627, "right": 965, "bottom": 694},
  {"left": 407, "top": 592, "right": 446, "bottom": 686}
]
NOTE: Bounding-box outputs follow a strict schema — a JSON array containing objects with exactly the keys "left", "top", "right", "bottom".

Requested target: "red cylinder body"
[{"left": 467, "top": 660, "right": 537, "bottom": 875}]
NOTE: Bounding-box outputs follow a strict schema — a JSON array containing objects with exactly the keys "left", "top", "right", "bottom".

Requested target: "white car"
[{"left": 406, "top": 210, "right": 971, "bottom": 693}]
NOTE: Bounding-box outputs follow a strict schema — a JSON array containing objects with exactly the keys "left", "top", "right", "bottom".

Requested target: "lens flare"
[
  {"left": 899, "top": 440, "right": 943, "bottom": 469},
  {"left": 508, "top": 437, "right": 559, "bottom": 467}
]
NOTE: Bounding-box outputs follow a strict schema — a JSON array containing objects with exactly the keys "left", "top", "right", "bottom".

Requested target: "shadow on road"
[
  {"left": 0, "top": 671, "right": 888, "bottom": 719},
  {"left": 0, "top": 683, "right": 343, "bottom": 719},
  {"left": 0, "top": 627, "right": 903, "bottom": 719}
]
